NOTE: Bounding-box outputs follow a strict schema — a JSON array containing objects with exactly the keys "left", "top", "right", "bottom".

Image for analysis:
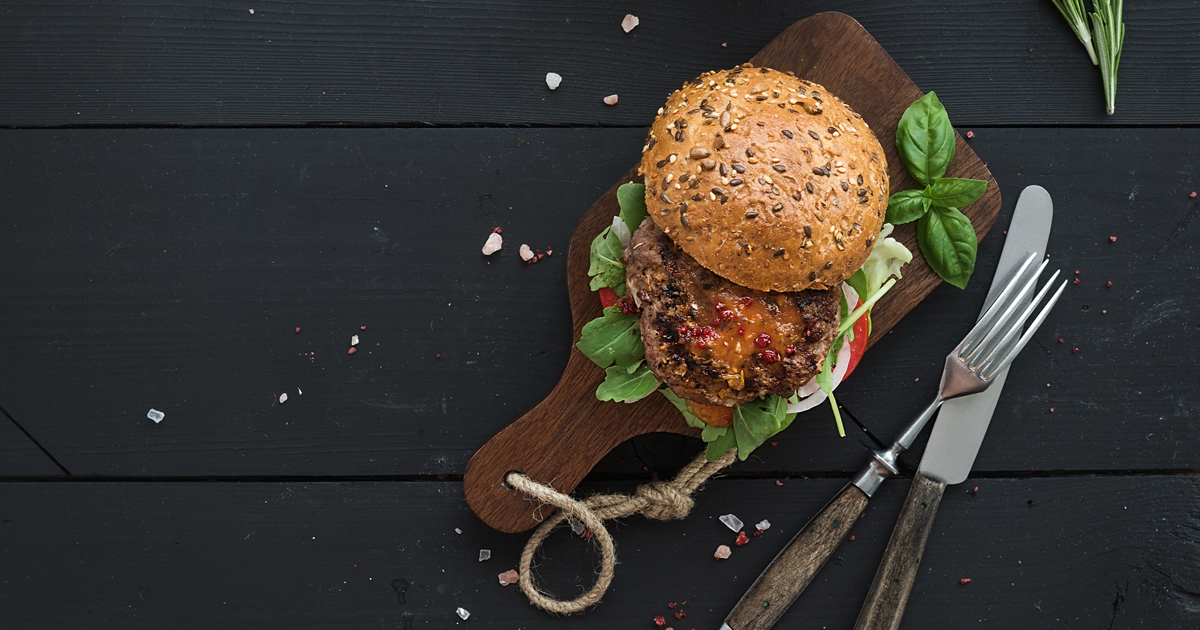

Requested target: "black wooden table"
[{"left": 2, "top": 2, "right": 1199, "bottom": 628}]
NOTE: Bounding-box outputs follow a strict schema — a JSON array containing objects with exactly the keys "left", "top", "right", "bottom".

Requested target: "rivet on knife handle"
[
  {"left": 721, "top": 483, "right": 869, "bottom": 630},
  {"left": 851, "top": 473, "right": 946, "bottom": 630}
]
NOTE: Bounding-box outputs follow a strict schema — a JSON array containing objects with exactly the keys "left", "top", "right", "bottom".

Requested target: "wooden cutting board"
[{"left": 464, "top": 12, "right": 1001, "bottom": 534}]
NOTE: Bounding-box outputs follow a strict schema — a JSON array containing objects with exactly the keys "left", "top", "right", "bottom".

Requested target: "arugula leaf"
[
  {"left": 918, "top": 206, "right": 978, "bottom": 289},
  {"left": 895, "top": 92, "right": 956, "bottom": 186},
  {"left": 576, "top": 306, "right": 642, "bottom": 368},
  {"left": 927, "top": 178, "right": 987, "bottom": 208},
  {"left": 661, "top": 388, "right": 706, "bottom": 430},
  {"left": 587, "top": 226, "right": 626, "bottom": 291},
  {"left": 616, "top": 183, "right": 649, "bottom": 233},
  {"left": 885, "top": 189, "right": 931, "bottom": 225},
  {"left": 705, "top": 427, "right": 737, "bottom": 462},
  {"left": 731, "top": 396, "right": 793, "bottom": 461},
  {"left": 596, "top": 364, "right": 659, "bottom": 403}
]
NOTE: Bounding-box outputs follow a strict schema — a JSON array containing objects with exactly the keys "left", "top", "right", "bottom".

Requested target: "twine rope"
[{"left": 505, "top": 447, "right": 737, "bottom": 614}]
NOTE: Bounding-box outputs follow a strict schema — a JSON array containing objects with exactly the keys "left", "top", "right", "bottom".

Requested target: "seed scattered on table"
[
  {"left": 621, "top": 14, "right": 639, "bottom": 32},
  {"left": 147, "top": 408, "right": 165, "bottom": 423},
  {"left": 545, "top": 72, "right": 562, "bottom": 90},
  {"left": 714, "top": 545, "right": 732, "bottom": 559},
  {"left": 603, "top": 94, "right": 619, "bottom": 106},
  {"left": 482, "top": 232, "right": 503, "bottom": 255}
]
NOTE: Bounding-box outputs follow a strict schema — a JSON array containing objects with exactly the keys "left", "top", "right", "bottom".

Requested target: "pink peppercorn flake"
[
  {"left": 1191, "top": 191, "right": 1198, "bottom": 198},
  {"left": 493, "top": 227, "right": 502, "bottom": 234},
  {"left": 1072, "top": 347, "right": 1079, "bottom": 353},
  {"left": 775, "top": 480, "right": 783, "bottom": 486},
  {"left": 1106, "top": 281, "right": 1113, "bottom": 288},
  {"left": 581, "top": 529, "right": 593, "bottom": 541},
  {"left": 754, "top": 333, "right": 772, "bottom": 348},
  {"left": 1073, "top": 278, "right": 1080, "bottom": 285},
  {"left": 674, "top": 610, "right": 687, "bottom": 619},
  {"left": 960, "top": 578, "right": 972, "bottom": 585},
  {"left": 1058, "top": 338, "right": 1064, "bottom": 344},
  {"left": 734, "top": 531, "right": 750, "bottom": 546},
  {"left": 347, "top": 347, "right": 357, "bottom": 355},
  {"left": 759, "top": 350, "right": 779, "bottom": 363},
  {"left": 966, "top": 130, "right": 974, "bottom": 139},
  {"left": 1109, "top": 236, "right": 1117, "bottom": 243},
  {"left": 653, "top": 615, "right": 666, "bottom": 627},
  {"left": 849, "top": 535, "right": 856, "bottom": 541},
  {"left": 295, "top": 327, "right": 301, "bottom": 334},
  {"left": 667, "top": 602, "right": 676, "bottom": 609}
]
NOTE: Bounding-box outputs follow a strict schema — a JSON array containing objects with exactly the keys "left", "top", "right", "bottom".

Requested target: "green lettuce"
[{"left": 596, "top": 364, "right": 659, "bottom": 403}]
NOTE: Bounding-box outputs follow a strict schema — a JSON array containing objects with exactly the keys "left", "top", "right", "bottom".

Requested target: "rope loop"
[{"left": 506, "top": 447, "right": 736, "bottom": 614}]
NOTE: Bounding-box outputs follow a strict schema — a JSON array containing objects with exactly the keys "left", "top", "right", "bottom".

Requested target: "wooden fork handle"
[
  {"left": 723, "top": 483, "right": 870, "bottom": 630},
  {"left": 853, "top": 473, "right": 947, "bottom": 630}
]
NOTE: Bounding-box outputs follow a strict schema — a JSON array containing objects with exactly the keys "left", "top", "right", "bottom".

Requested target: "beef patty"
[{"left": 625, "top": 218, "right": 840, "bottom": 407}]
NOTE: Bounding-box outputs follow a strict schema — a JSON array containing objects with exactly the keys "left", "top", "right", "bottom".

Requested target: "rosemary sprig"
[
  {"left": 1050, "top": 0, "right": 1125, "bottom": 115},
  {"left": 1089, "top": 0, "right": 1125, "bottom": 116},
  {"left": 1050, "top": 0, "right": 1099, "bottom": 65}
]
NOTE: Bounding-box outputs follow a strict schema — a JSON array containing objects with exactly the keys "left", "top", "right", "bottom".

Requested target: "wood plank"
[
  {"left": 1, "top": 127, "right": 1197, "bottom": 477},
  {"left": 465, "top": 11, "right": 1002, "bottom": 533},
  {"left": 0, "top": 416, "right": 63, "bottom": 476},
  {"left": 0, "top": 1, "right": 1198, "bottom": 128},
  {"left": 0, "top": 476, "right": 1196, "bottom": 627}
]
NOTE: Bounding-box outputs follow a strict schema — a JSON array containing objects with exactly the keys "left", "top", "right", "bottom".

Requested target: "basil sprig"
[{"left": 886, "top": 92, "right": 986, "bottom": 289}]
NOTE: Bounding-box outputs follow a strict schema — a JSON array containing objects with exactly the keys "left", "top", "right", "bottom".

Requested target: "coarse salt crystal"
[
  {"left": 482, "top": 232, "right": 503, "bottom": 255},
  {"left": 756, "top": 519, "right": 771, "bottom": 531},
  {"left": 249, "top": 9, "right": 254, "bottom": 15},
  {"left": 454, "top": 528, "right": 462, "bottom": 534},
  {"left": 147, "top": 408, "right": 165, "bottom": 423},
  {"left": 603, "top": 94, "right": 619, "bottom": 106},
  {"left": 546, "top": 72, "right": 562, "bottom": 90},
  {"left": 714, "top": 544, "right": 732, "bottom": 559},
  {"left": 351, "top": 335, "right": 359, "bottom": 346},
  {"left": 478, "top": 549, "right": 491, "bottom": 562},
  {"left": 456, "top": 607, "right": 470, "bottom": 620},
  {"left": 519, "top": 244, "right": 535, "bottom": 261},
  {"left": 719, "top": 513, "right": 743, "bottom": 532},
  {"left": 621, "top": 14, "right": 639, "bottom": 33},
  {"left": 279, "top": 393, "right": 288, "bottom": 404},
  {"left": 568, "top": 516, "right": 586, "bottom": 535},
  {"left": 498, "top": 569, "right": 519, "bottom": 586}
]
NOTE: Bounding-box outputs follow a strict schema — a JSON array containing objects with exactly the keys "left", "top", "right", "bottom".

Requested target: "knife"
[
  {"left": 852, "top": 185, "right": 1054, "bottom": 630},
  {"left": 719, "top": 185, "right": 1053, "bottom": 630}
]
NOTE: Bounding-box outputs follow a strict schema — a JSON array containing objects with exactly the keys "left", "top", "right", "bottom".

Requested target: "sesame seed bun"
[{"left": 638, "top": 65, "right": 889, "bottom": 292}]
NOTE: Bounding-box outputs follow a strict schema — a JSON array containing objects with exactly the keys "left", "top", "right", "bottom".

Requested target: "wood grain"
[
  {"left": 854, "top": 474, "right": 947, "bottom": 630},
  {"left": 464, "top": 12, "right": 1000, "bottom": 534},
  {"left": 0, "top": 476, "right": 1196, "bottom": 628},
  {"left": 2, "top": 1, "right": 1199, "bottom": 127},
  {"left": 725, "top": 483, "right": 869, "bottom": 630}
]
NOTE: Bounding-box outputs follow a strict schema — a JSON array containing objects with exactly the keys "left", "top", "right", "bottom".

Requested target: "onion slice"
[{"left": 786, "top": 282, "right": 858, "bottom": 414}]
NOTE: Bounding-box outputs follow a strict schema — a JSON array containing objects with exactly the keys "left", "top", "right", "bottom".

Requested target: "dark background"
[{"left": 1, "top": 1, "right": 1198, "bottom": 628}]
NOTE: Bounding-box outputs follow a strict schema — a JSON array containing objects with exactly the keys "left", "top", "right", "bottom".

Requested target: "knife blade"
[
  {"left": 852, "top": 185, "right": 1054, "bottom": 630},
  {"left": 719, "top": 186, "right": 1054, "bottom": 630}
]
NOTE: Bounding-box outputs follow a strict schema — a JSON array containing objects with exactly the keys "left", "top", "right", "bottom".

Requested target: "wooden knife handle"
[
  {"left": 852, "top": 473, "right": 948, "bottom": 630},
  {"left": 724, "top": 483, "right": 869, "bottom": 630}
]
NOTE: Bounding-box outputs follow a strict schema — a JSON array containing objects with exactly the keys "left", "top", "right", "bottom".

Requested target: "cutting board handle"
[{"left": 463, "top": 351, "right": 696, "bottom": 534}]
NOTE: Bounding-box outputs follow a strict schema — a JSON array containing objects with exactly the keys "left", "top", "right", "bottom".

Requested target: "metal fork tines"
[
  {"left": 940, "top": 253, "right": 1066, "bottom": 400},
  {"left": 852, "top": 252, "right": 1065, "bottom": 496}
]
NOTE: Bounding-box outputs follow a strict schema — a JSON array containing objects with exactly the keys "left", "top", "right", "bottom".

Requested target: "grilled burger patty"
[{"left": 625, "top": 219, "right": 841, "bottom": 407}]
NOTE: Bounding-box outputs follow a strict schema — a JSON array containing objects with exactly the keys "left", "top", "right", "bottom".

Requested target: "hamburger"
[{"left": 578, "top": 65, "right": 912, "bottom": 460}]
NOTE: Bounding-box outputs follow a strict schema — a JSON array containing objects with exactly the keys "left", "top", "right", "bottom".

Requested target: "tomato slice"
[
  {"left": 842, "top": 299, "right": 870, "bottom": 380},
  {"left": 598, "top": 287, "right": 620, "bottom": 308}
]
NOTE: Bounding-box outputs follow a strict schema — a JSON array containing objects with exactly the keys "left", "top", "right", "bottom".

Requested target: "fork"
[{"left": 720, "top": 252, "right": 1065, "bottom": 630}]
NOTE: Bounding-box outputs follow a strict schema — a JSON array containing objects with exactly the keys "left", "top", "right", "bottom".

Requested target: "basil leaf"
[
  {"left": 885, "top": 189, "right": 931, "bottom": 224},
  {"left": 576, "top": 306, "right": 642, "bottom": 368},
  {"left": 616, "top": 182, "right": 649, "bottom": 232},
  {"left": 918, "top": 206, "right": 978, "bottom": 289},
  {"left": 661, "top": 388, "right": 707, "bottom": 430},
  {"left": 927, "top": 178, "right": 987, "bottom": 208},
  {"left": 895, "top": 92, "right": 956, "bottom": 185},
  {"left": 705, "top": 427, "right": 736, "bottom": 462},
  {"left": 587, "top": 226, "right": 625, "bottom": 291},
  {"left": 596, "top": 364, "right": 659, "bottom": 403},
  {"left": 731, "top": 396, "right": 790, "bottom": 461}
]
